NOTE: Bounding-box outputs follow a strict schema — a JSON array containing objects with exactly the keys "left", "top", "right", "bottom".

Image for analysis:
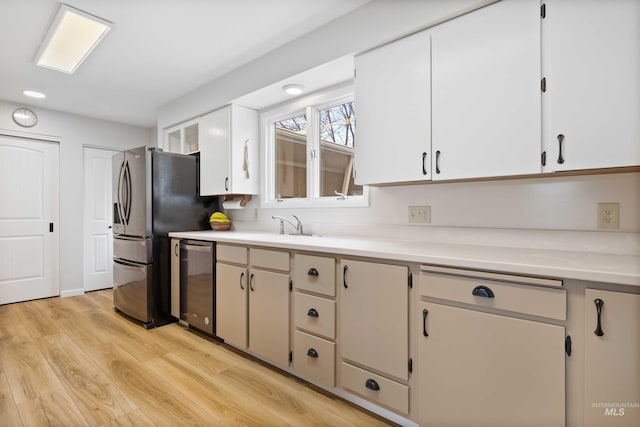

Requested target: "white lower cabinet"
[
  {"left": 216, "top": 262, "right": 248, "bottom": 348},
  {"left": 216, "top": 245, "right": 290, "bottom": 367},
  {"left": 340, "top": 259, "right": 409, "bottom": 381},
  {"left": 584, "top": 289, "right": 640, "bottom": 426},
  {"left": 418, "top": 267, "right": 566, "bottom": 427},
  {"left": 338, "top": 259, "right": 410, "bottom": 415},
  {"left": 209, "top": 243, "right": 638, "bottom": 426},
  {"left": 292, "top": 254, "right": 336, "bottom": 387},
  {"left": 418, "top": 302, "right": 565, "bottom": 427},
  {"left": 293, "top": 330, "right": 335, "bottom": 387},
  {"left": 248, "top": 268, "right": 290, "bottom": 366},
  {"left": 341, "top": 362, "right": 409, "bottom": 414}
]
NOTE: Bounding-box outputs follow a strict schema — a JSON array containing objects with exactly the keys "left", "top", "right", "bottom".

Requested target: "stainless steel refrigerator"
[{"left": 112, "top": 146, "right": 217, "bottom": 328}]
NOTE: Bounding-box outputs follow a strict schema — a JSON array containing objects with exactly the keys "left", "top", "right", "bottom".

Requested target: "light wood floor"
[{"left": 0, "top": 289, "right": 393, "bottom": 426}]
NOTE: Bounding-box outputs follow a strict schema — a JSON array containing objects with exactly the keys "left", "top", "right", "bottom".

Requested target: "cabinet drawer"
[
  {"left": 293, "top": 331, "right": 335, "bottom": 387},
  {"left": 294, "top": 293, "right": 335, "bottom": 340},
  {"left": 250, "top": 248, "right": 289, "bottom": 271},
  {"left": 420, "top": 270, "right": 566, "bottom": 321},
  {"left": 341, "top": 362, "right": 408, "bottom": 414},
  {"left": 294, "top": 254, "right": 335, "bottom": 296},
  {"left": 217, "top": 244, "right": 247, "bottom": 264}
]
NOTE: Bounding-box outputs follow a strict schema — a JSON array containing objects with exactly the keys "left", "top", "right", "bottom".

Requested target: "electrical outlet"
[
  {"left": 597, "top": 203, "right": 620, "bottom": 229},
  {"left": 409, "top": 206, "right": 431, "bottom": 224}
]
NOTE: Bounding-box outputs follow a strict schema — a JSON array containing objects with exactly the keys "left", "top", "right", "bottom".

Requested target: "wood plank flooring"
[{"left": 0, "top": 290, "right": 394, "bottom": 426}]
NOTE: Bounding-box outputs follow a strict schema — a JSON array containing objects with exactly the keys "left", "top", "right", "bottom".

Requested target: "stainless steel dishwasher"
[{"left": 180, "top": 240, "right": 215, "bottom": 335}]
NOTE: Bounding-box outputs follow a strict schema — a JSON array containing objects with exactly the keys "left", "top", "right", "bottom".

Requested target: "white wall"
[
  {"left": 0, "top": 99, "right": 152, "bottom": 295},
  {"left": 156, "top": 0, "right": 494, "bottom": 134},
  {"left": 156, "top": 0, "right": 639, "bottom": 256},
  {"left": 228, "top": 171, "right": 640, "bottom": 254}
]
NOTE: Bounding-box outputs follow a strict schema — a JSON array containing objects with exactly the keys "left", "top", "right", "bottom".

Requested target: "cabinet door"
[
  {"left": 584, "top": 289, "right": 640, "bottom": 426},
  {"left": 542, "top": 0, "right": 640, "bottom": 171},
  {"left": 165, "top": 120, "right": 198, "bottom": 154},
  {"left": 229, "top": 105, "right": 259, "bottom": 195},
  {"left": 249, "top": 269, "right": 290, "bottom": 366},
  {"left": 216, "top": 263, "right": 248, "bottom": 348},
  {"left": 339, "top": 260, "right": 408, "bottom": 380},
  {"left": 354, "top": 30, "right": 431, "bottom": 185},
  {"left": 199, "top": 107, "right": 231, "bottom": 195},
  {"left": 431, "top": 0, "right": 541, "bottom": 180},
  {"left": 418, "top": 302, "right": 565, "bottom": 427},
  {"left": 170, "top": 238, "right": 180, "bottom": 318}
]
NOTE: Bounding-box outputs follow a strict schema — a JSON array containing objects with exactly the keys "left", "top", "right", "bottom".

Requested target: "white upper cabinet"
[
  {"left": 354, "top": 30, "right": 431, "bottom": 185},
  {"left": 165, "top": 119, "right": 199, "bottom": 154},
  {"left": 431, "top": 0, "right": 541, "bottom": 180},
  {"left": 542, "top": 0, "right": 640, "bottom": 172},
  {"left": 199, "top": 104, "right": 259, "bottom": 196}
]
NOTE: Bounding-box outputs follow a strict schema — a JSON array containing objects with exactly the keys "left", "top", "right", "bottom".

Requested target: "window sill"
[{"left": 261, "top": 195, "right": 369, "bottom": 209}]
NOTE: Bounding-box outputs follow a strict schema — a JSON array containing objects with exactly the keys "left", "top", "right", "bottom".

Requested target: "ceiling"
[
  {"left": 0, "top": 0, "right": 369, "bottom": 128},
  {"left": 232, "top": 55, "right": 355, "bottom": 111}
]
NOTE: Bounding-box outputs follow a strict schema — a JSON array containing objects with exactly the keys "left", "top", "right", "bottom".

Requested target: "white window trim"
[{"left": 260, "top": 84, "right": 369, "bottom": 209}]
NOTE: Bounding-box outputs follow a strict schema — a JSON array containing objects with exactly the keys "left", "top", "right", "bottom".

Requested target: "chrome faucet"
[{"left": 272, "top": 215, "right": 304, "bottom": 235}]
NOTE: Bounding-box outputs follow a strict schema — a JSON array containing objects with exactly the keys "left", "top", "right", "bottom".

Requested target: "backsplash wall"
[{"left": 229, "top": 171, "right": 640, "bottom": 253}]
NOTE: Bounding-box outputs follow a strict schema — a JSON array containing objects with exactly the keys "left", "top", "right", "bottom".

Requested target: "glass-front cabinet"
[{"left": 165, "top": 119, "right": 199, "bottom": 154}]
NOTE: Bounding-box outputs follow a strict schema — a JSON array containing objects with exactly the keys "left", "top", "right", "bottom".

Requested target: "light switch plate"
[
  {"left": 409, "top": 206, "right": 431, "bottom": 224},
  {"left": 597, "top": 203, "right": 620, "bottom": 229}
]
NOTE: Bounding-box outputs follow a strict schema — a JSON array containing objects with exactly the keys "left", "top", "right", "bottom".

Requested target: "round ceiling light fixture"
[
  {"left": 282, "top": 84, "right": 304, "bottom": 95},
  {"left": 23, "top": 90, "right": 46, "bottom": 99}
]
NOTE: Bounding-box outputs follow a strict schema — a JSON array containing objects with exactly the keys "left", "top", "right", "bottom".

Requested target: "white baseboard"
[{"left": 60, "top": 288, "right": 85, "bottom": 298}]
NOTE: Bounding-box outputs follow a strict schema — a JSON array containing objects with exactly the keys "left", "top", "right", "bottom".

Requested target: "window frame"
[{"left": 261, "top": 85, "right": 369, "bottom": 209}]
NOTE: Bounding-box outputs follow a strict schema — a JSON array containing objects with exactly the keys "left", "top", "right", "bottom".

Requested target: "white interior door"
[
  {"left": 83, "top": 147, "right": 117, "bottom": 292},
  {"left": 0, "top": 135, "right": 59, "bottom": 304}
]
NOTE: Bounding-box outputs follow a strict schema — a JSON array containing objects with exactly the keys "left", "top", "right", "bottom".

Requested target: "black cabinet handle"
[
  {"left": 224, "top": 177, "right": 229, "bottom": 191},
  {"left": 594, "top": 298, "right": 604, "bottom": 336},
  {"left": 239, "top": 272, "right": 245, "bottom": 290},
  {"left": 435, "top": 150, "right": 441, "bottom": 174},
  {"left": 365, "top": 379, "right": 380, "bottom": 391},
  {"left": 557, "top": 134, "right": 565, "bottom": 164},
  {"left": 422, "top": 152, "right": 427, "bottom": 175},
  {"left": 307, "top": 308, "right": 319, "bottom": 318},
  {"left": 307, "top": 348, "right": 318, "bottom": 358},
  {"left": 422, "top": 308, "right": 429, "bottom": 337},
  {"left": 343, "top": 265, "right": 348, "bottom": 289},
  {"left": 249, "top": 273, "right": 255, "bottom": 292},
  {"left": 472, "top": 285, "right": 495, "bottom": 298},
  {"left": 174, "top": 242, "right": 179, "bottom": 256},
  {"left": 307, "top": 267, "right": 319, "bottom": 277}
]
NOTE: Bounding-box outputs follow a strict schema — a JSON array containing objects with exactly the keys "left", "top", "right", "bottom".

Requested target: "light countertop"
[{"left": 168, "top": 230, "right": 640, "bottom": 286}]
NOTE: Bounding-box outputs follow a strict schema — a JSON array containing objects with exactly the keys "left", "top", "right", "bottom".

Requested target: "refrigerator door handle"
[
  {"left": 117, "top": 160, "right": 126, "bottom": 226},
  {"left": 123, "top": 160, "right": 132, "bottom": 224},
  {"left": 114, "top": 258, "right": 145, "bottom": 268}
]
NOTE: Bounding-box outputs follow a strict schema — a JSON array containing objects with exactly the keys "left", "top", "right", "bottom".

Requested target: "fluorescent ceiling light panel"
[{"left": 35, "top": 4, "right": 112, "bottom": 74}]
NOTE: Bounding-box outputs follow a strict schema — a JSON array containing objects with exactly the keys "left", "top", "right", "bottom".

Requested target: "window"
[
  {"left": 263, "top": 87, "right": 368, "bottom": 208},
  {"left": 318, "top": 102, "right": 362, "bottom": 197},
  {"left": 275, "top": 113, "right": 307, "bottom": 199}
]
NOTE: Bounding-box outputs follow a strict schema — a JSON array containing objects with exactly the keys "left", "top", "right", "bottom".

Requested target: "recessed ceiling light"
[
  {"left": 23, "top": 90, "right": 46, "bottom": 99},
  {"left": 34, "top": 4, "right": 112, "bottom": 74},
  {"left": 283, "top": 84, "right": 304, "bottom": 95}
]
